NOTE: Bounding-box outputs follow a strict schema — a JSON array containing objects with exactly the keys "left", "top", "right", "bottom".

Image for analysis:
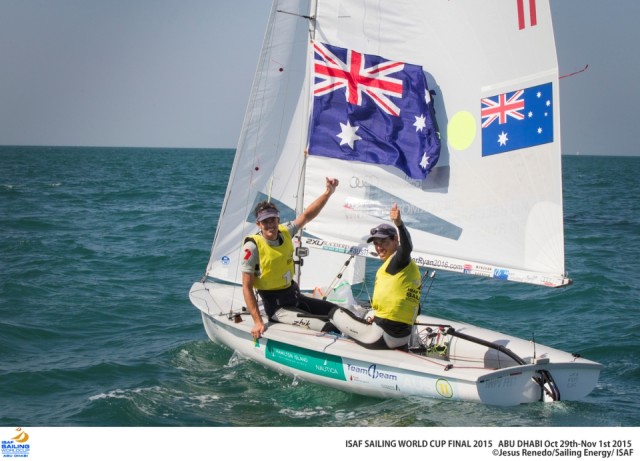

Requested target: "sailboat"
[{"left": 189, "top": 0, "right": 602, "bottom": 405}]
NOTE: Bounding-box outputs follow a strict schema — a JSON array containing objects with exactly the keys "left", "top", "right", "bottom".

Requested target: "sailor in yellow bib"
[
  {"left": 246, "top": 225, "right": 295, "bottom": 291},
  {"left": 330, "top": 203, "right": 421, "bottom": 349},
  {"left": 241, "top": 177, "right": 340, "bottom": 339},
  {"left": 372, "top": 256, "right": 421, "bottom": 325}
]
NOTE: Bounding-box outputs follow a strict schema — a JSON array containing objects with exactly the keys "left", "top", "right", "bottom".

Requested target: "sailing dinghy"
[{"left": 189, "top": 0, "right": 602, "bottom": 406}]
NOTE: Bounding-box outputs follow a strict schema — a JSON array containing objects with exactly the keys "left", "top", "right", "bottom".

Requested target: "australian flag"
[
  {"left": 308, "top": 42, "right": 440, "bottom": 180},
  {"left": 481, "top": 82, "right": 554, "bottom": 156}
]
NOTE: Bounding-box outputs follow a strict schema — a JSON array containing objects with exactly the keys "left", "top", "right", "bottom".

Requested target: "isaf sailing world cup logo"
[{"left": 1, "top": 428, "right": 31, "bottom": 458}]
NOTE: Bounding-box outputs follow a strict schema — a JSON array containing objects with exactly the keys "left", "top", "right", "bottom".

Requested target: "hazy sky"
[{"left": 0, "top": 0, "right": 637, "bottom": 155}]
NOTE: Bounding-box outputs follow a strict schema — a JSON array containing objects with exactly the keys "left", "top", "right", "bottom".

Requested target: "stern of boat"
[{"left": 413, "top": 315, "right": 603, "bottom": 404}]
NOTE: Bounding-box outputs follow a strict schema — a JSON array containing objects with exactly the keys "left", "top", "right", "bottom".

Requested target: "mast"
[{"left": 293, "top": 0, "right": 319, "bottom": 284}]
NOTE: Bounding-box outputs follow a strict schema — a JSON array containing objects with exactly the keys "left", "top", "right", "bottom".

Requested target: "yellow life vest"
[
  {"left": 372, "top": 256, "right": 421, "bottom": 324},
  {"left": 245, "top": 225, "right": 294, "bottom": 291}
]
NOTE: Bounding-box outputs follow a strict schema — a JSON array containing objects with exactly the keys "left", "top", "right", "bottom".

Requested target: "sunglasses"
[{"left": 370, "top": 226, "right": 395, "bottom": 236}]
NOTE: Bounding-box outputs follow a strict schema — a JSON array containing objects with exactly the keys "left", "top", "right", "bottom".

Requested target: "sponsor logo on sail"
[
  {"left": 304, "top": 238, "right": 367, "bottom": 256},
  {"left": 349, "top": 175, "right": 380, "bottom": 189},
  {"left": 493, "top": 268, "right": 510, "bottom": 280}
]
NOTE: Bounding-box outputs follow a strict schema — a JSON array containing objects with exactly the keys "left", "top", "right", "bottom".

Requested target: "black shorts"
[
  {"left": 374, "top": 316, "right": 413, "bottom": 338},
  {"left": 258, "top": 281, "right": 335, "bottom": 319}
]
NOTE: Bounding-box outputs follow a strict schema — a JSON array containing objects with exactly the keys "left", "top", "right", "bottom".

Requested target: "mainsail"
[
  {"left": 207, "top": 0, "right": 568, "bottom": 289},
  {"left": 304, "top": 0, "right": 567, "bottom": 287}
]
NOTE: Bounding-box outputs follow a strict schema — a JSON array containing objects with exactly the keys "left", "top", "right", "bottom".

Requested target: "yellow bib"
[
  {"left": 372, "top": 256, "right": 421, "bottom": 324},
  {"left": 246, "top": 225, "right": 294, "bottom": 291}
]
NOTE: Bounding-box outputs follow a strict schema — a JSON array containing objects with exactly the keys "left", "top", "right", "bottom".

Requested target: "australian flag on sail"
[
  {"left": 481, "top": 82, "right": 554, "bottom": 156},
  {"left": 308, "top": 42, "right": 440, "bottom": 180}
]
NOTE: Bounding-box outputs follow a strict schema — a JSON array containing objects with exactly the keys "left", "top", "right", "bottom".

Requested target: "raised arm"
[
  {"left": 387, "top": 203, "right": 413, "bottom": 274},
  {"left": 293, "top": 177, "right": 339, "bottom": 229}
]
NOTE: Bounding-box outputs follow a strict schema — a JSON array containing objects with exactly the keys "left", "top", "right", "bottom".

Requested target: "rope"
[{"left": 560, "top": 64, "right": 588, "bottom": 79}]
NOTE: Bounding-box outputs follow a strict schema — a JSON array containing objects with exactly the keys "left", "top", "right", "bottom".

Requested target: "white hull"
[{"left": 190, "top": 281, "right": 601, "bottom": 406}]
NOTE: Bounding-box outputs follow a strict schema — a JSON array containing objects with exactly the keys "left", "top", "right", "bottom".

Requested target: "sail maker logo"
[
  {"left": 304, "top": 237, "right": 368, "bottom": 257},
  {"left": 1, "top": 428, "right": 30, "bottom": 458}
]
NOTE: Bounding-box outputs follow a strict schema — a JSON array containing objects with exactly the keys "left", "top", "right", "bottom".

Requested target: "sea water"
[{"left": 1, "top": 146, "right": 639, "bottom": 427}]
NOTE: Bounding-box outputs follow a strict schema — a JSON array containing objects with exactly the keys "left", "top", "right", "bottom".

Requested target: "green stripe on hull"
[{"left": 266, "top": 340, "right": 346, "bottom": 381}]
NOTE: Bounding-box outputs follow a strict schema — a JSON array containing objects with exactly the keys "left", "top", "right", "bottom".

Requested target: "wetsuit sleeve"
[{"left": 385, "top": 224, "right": 413, "bottom": 275}]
